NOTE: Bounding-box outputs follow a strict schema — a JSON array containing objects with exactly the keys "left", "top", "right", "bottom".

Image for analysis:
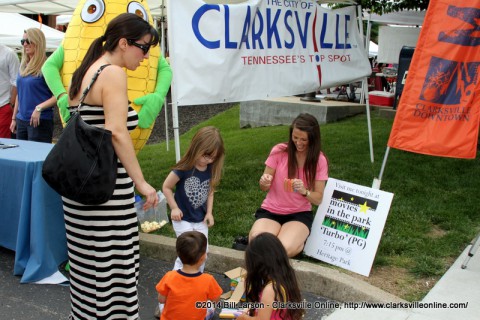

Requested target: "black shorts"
[{"left": 254, "top": 208, "right": 314, "bottom": 232}]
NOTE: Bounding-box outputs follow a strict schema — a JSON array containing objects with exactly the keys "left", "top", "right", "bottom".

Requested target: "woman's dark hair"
[
  {"left": 287, "top": 113, "right": 322, "bottom": 190},
  {"left": 69, "top": 13, "right": 159, "bottom": 99},
  {"left": 244, "top": 233, "right": 304, "bottom": 319}
]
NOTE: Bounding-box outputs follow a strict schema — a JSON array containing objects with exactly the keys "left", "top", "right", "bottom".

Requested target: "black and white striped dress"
[{"left": 63, "top": 105, "right": 140, "bottom": 320}]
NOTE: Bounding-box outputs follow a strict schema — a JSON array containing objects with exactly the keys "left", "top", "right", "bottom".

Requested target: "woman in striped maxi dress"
[{"left": 63, "top": 13, "right": 159, "bottom": 319}]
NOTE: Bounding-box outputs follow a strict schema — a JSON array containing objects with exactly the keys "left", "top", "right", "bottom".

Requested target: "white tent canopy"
[
  {"left": 56, "top": 14, "right": 72, "bottom": 26},
  {"left": 0, "top": 0, "right": 354, "bottom": 18},
  {"left": 0, "top": 0, "right": 165, "bottom": 17},
  {"left": 0, "top": 0, "right": 76, "bottom": 15},
  {"left": 364, "top": 10, "right": 425, "bottom": 26},
  {"left": 0, "top": 12, "right": 64, "bottom": 51},
  {"left": 363, "top": 10, "right": 425, "bottom": 64}
]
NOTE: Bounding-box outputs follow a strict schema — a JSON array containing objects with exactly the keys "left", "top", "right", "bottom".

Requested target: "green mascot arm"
[
  {"left": 42, "top": 46, "right": 70, "bottom": 123},
  {"left": 134, "top": 55, "right": 172, "bottom": 129}
]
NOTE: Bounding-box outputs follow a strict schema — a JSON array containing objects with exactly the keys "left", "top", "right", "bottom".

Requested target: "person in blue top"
[
  {"left": 162, "top": 126, "right": 225, "bottom": 272},
  {"left": 10, "top": 28, "right": 56, "bottom": 143}
]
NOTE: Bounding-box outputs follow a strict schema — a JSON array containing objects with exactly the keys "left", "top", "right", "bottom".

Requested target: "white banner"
[
  {"left": 304, "top": 178, "right": 394, "bottom": 277},
  {"left": 168, "top": 0, "right": 371, "bottom": 106}
]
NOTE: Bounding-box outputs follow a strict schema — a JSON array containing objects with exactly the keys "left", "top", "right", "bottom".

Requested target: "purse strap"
[{"left": 77, "top": 64, "right": 110, "bottom": 110}]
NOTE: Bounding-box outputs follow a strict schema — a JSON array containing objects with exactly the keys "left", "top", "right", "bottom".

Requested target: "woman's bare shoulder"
[
  {"left": 96, "top": 64, "right": 126, "bottom": 88},
  {"left": 99, "top": 64, "right": 125, "bottom": 78}
]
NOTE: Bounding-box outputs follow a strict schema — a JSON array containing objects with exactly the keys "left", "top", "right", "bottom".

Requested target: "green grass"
[{"left": 138, "top": 105, "right": 480, "bottom": 300}]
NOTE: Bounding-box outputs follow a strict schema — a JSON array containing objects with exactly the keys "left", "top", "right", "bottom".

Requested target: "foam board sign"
[{"left": 304, "top": 178, "right": 394, "bottom": 276}]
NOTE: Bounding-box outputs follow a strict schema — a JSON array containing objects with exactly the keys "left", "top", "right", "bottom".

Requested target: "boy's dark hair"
[{"left": 176, "top": 231, "right": 207, "bottom": 266}]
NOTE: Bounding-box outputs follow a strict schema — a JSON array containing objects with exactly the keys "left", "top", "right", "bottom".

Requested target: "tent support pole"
[
  {"left": 357, "top": 5, "right": 374, "bottom": 163},
  {"left": 373, "top": 146, "right": 390, "bottom": 189},
  {"left": 363, "top": 77, "right": 374, "bottom": 163},
  {"left": 362, "top": 16, "right": 372, "bottom": 104},
  {"left": 160, "top": 0, "right": 169, "bottom": 151},
  {"left": 165, "top": 0, "right": 181, "bottom": 162},
  {"left": 172, "top": 101, "right": 181, "bottom": 162}
]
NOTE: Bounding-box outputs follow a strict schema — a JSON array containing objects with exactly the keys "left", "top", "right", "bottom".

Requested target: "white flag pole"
[{"left": 373, "top": 146, "right": 390, "bottom": 189}]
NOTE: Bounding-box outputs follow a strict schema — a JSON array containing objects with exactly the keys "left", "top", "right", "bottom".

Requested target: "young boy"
[{"left": 156, "top": 231, "right": 223, "bottom": 320}]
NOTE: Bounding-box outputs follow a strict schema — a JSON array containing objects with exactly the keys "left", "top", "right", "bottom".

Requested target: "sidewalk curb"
[{"left": 140, "top": 233, "right": 406, "bottom": 304}]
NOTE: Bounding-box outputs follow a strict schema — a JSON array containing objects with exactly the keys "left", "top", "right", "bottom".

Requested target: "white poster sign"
[
  {"left": 168, "top": 0, "right": 371, "bottom": 106},
  {"left": 304, "top": 178, "right": 394, "bottom": 276}
]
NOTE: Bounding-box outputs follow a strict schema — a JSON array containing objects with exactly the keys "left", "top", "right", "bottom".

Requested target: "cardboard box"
[
  {"left": 219, "top": 267, "right": 247, "bottom": 319},
  {"left": 220, "top": 267, "right": 247, "bottom": 302},
  {"left": 369, "top": 90, "right": 394, "bottom": 107}
]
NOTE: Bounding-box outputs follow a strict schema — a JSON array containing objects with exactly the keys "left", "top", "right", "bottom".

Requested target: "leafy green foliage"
[{"left": 357, "top": 0, "right": 430, "bottom": 14}]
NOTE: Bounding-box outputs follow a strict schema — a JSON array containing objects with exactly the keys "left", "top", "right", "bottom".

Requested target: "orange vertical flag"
[{"left": 388, "top": 0, "right": 480, "bottom": 159}]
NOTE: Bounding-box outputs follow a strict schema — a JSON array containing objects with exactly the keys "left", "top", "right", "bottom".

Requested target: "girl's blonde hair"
[
  {"left": 20, "top": 28, "right": 47, "bottom": 77},
  {"left": 174, "top": 126, "right": 225, "bottom": 192}
]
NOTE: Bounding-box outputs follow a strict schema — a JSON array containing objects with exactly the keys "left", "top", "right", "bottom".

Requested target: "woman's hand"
[
  {"left": 10, "top": 119, "right": 16, "bottom": 133},
  {"left": 136, "top": 181, "right": 158, "bottom": 210},
  {"left": 259, "top": 173, "right": 273, "bottom": 189},
  {"left": 293, "top": 178, "right": 307, "bottom": 195},
  {"left": 234, "top": 309, "right": 252, "bottom": 319},
  {"left": 30, "top": 109, "right": 41, "bottom": 127},
  {"left": 170, "top": 208, "right": 183, "bottom": 221}
]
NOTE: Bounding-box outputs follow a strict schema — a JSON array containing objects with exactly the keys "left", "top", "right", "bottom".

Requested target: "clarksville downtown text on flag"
[{"left": 388, "top": 1, "right": 480, "bottom": 159}]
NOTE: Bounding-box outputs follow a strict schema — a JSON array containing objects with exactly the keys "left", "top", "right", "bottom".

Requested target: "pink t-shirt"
[{"left": 261, "top": 144, "right": 328, "bottom": 214}]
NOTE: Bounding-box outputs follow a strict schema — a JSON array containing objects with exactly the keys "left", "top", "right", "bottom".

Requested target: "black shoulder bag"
[{"left": 42, "top": 65, "right": 117, "bottom": 205}]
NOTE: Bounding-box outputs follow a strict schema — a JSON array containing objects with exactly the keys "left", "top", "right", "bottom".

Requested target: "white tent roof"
[
  {"left": 0, "top": 0, "right": 84, "bottom": 15},
  {"left": 364, "top": 10, "right": 425, "bottom": 26},
  {"left": 0, "top": 0, "right": 266, "bottom": 17},
  {"left": 56, "top": 14, "right": 72, "bottom": 26},
  {"left": 0, "top": 0, "right": 165, "bottom": 17},
  {"left": 0, "top": 12, "right": 64, "bottom": 51},
  {"left": 362, "top": 10, "right": 425, "bottom": 64}
]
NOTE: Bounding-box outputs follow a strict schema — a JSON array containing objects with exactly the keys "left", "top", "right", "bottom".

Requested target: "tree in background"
[{"left": 358, "top": 0, "right": 430, "bottom": 14}]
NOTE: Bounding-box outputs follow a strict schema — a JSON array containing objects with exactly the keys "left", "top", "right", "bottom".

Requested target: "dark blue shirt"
[
  {"left": 16, "top": 73, "right": 53, "bottom": 121},
  {"left": 173, "top": 166, "right": 212, "bottom": 223}
]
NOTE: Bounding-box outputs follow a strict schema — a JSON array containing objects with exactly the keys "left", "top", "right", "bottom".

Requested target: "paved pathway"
[
  {"left": 0, "top": 247, "right": 335, "bottom": 319},
  {"left": 325, "top": 239, "right": 480, "bottom": 320}
]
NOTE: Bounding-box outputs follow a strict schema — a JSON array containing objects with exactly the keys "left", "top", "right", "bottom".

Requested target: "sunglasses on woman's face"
[
  {"left": 127, "top": 39, "right": 151, "bottom": 55},
  {"left": 20, "top": 39, "right": 31, "bottom": 45}
]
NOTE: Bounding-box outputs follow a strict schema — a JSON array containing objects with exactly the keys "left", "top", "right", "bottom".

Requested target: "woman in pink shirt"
[{"left": 248, "top": 113, "right": 328, "bottom": 257}]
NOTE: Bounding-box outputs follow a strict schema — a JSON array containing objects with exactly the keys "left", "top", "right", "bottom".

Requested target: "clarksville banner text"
[{"left": 168, "top": 0, "right": 372, "bottom": 106}]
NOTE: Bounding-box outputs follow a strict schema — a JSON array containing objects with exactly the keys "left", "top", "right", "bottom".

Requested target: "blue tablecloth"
[{"left": 0, "top": 138, "right": 67, "bottom": 283}]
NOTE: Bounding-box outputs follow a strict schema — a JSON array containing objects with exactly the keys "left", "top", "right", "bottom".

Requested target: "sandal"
[{"left": 232, "top": 236, "right": 248, "bottom": 251}]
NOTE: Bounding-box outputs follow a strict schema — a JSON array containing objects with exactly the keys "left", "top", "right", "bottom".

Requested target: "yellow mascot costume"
[{"left": 42, "top": 0, "right": 172, "bottom": 153}]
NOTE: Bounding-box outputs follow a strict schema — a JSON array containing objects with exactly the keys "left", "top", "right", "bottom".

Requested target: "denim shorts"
[{"left": 254, "top": 208, "right": 314, "bottom": 232}]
